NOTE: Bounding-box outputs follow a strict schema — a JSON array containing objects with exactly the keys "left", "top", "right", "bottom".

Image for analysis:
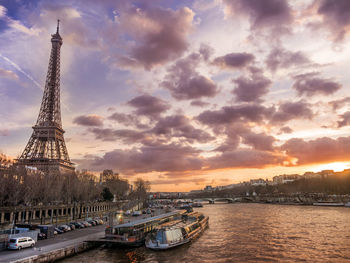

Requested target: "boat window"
[
  {"left": 117, "top": 227, "right": 134, "bottom": 235},
  {"left": 166, "top": 230, "right": 175, "bottom": 243},
  {"left": 156, "top": 230, "right": 166, "bottom": 244}
]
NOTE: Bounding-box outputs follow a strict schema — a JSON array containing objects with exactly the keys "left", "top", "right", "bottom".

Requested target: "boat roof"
[
  {"left": 157, "top": 212, "right": 207, "bottom": 231},
  {"left": 114, "top": 210, "right": 186, "bottom": 228}
]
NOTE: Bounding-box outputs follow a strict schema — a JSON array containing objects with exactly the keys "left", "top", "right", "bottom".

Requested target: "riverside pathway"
[
  {"left": 0, "top": 224, "right": 105, "bottom": 263},
  {"left": 0, "top": 212, "right": 163, "bottom": 263}
]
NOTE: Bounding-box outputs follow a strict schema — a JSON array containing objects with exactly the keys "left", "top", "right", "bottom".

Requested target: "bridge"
[{"left": 154, "top": 196, "right": 254, "bottom": 204}]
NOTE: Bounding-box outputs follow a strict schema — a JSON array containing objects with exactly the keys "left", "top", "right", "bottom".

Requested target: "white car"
[
  {"left": 124, "top": 210, "right": 131, "bottom": 216},
  {"left": 8, "top": 237, "right": 35, "bottom": 250},
  {"left": 132, "top": 211, "right": 142, "bottom": 216}
]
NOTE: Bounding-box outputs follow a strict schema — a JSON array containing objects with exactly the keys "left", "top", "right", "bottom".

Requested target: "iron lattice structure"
[{"left": 17, "top": 21, "right": 74, "bottom": 174}]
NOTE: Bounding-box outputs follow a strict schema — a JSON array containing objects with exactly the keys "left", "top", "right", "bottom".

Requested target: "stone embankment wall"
[
  {"left": 11, "top": 241, "right": 98, "bottom": 263},
  {"left": 251, "top": 195, "right": 350, "bottom": 204}
]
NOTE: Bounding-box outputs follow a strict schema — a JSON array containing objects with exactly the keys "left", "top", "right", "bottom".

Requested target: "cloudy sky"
[{"left": 1, "top": 0, "right": 350, "bottom": 191}]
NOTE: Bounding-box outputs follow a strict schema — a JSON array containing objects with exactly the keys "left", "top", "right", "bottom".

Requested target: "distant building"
[
  {"left": 190, "top": 190, "right": 203, "bottom": 194},
  {"left": 272, "top": 174, "right": 299, "bottom": 184},
  {"left": 204, "top": 185, "right": 213, "bottom": 191},
  {"left": 249, "top": 178, "right": 267, "bottom": 186}
]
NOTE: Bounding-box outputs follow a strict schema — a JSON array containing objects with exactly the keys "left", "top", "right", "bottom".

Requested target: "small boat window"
[{"left": 156, "top": 230, "right": 166, "bottom": 244}]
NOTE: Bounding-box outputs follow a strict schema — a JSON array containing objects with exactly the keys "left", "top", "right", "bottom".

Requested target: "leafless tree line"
[{"left": 0, "top": 165, "right": 131, "bottom": 207}]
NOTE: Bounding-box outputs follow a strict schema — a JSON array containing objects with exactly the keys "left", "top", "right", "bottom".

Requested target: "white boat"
[{"left": 145, "top": 211, "right": 209, "bottom": 250}]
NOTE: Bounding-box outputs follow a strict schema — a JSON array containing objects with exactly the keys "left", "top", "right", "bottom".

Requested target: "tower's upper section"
[
  {"left": 51, "top": 19, "right": 63, "bottom": 45},
  {"left": 36, "top": 20, "right": 63, "bottom": 129}
]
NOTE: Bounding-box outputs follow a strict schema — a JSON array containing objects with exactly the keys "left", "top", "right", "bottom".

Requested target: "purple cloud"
[
  {"left": 117, "top": 5, "right": 194, "bottom": 69},
  {"left": 207, "top": 149, "right": 284, "bottom": 169},
  {"left": 213, "top": 52, "right": 255, "bottom": 69},
  {"left": 271, "top": 101, "right": 313, "bottom": 123},
  {"left": 77, "top": 142, "right": 203, "bottom": 174},
  {"left": 127, "top": 94, "right": 170, "bottom": 119},
  {"left": 279, "top": 126, "right": 293, "bottom": 134},
  {"left": 293, "top": 73, "right": 341, "bottom": 97},
  {"left": 241, "top": 132, "right": 276, "bottom": 151},
  {"left": 190, "top": 100, "right": 210, "bottom": 107},
  {"left": 152, "top": 115, "right": 215, "bottom": 143},
  {"left": 337, "top": 111, "right": 350, "bottom": 127},
  {"left": 162, "top": 53, "right": 219, "bottom": 100},
  {"left": 223, "top": 0, "right": 293, "bottom": 31},
  {"left": 232, "top": 74, "right": 271, "bottom": 102},
  {"left": 329, "top": 97, "right": 350, "bottom": 110},
  {"left": 281, "top": 136, "right": 350, "bottom": 165},
  {"left": 199, "top": 43, "right": 214, "bottom": 61},
  {"left": 108, "top": 112, "right": 148, "bottom": 129},
  {"left": 265, "top": 47, "right": 310, "bottom": 72},
  {"left": 197, "top": 104, "right": 274, "bottom": 126},
  {"left": 316, "top": 0, "right": 350, "bottom": 42},
  {"left": 90, "top": 128, "right": 146, "bottom": 143},
  {"left": 73, "top": 115, "right": 104, "bottom": 127}
]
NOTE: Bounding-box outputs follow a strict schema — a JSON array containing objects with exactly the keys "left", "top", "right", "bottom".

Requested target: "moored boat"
[
  {"left": 145, "top": 211, "right": 209, "bottom": 250},
  {"left": 104, "top": 210, "right": 186, "bottom": 247}
]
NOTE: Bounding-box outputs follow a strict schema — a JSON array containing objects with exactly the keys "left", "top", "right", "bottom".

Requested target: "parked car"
[
  {"left": 71, "top": 222, "right": 83, "bottom": 229},
  {"left": 87, "top": 220, "right": 96, "bottom": 226},
  {"left": 124, "top": 210, "right": 131, "bottom": 216},
  {"left": 8, "top": 237, "right": 35, "bottom": 250},
  {"left": 77, "top": 222, "right": 85, "bottom": 228},
  {"left": 81, "top": 221, "right": 91, "bottom": 227},
  {"left": 68, "top": 223, "right": 76, "bottom": 230},
  {"left": 37, "top": 232, "right": 46, "bottom": 240},
  {"left": 58, "top": 225, "right": 70, "bottom": 232},
  {"left": 132, "top": 211, "right": 142, "bottom": 216},
  {"left": 54, "top": 227, "right": 64, "bottom": 234}
]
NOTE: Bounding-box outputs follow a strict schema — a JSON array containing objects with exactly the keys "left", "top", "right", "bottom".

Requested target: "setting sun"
[{"left": 311, "top": 162, "right": 350, "bottom": 173}]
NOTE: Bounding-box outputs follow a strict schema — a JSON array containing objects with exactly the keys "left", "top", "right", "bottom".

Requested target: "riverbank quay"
[
  {"left": 180, "top": 193, "right": 350, "bottom": 206},
  {"left": 0, "top": 224, "right": 105, "bottom": 263},
  {"left": 0, "top": 209, "right": 164, "bottom": 263}
]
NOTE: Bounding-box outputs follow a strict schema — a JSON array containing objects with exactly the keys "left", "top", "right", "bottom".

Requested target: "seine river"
[{"left": 62, "top": 203, "right": 350, "bottom": 262}]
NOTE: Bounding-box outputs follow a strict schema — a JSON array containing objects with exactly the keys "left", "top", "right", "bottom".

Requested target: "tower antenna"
[{"left": 56, "top": 19, "right": 60, "bottom": 34}]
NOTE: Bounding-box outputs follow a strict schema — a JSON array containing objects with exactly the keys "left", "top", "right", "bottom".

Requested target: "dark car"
[
  {"left": 87, "top": 220, "right": 96, "bottom": 226},
  {"left": 37, "top": 232, "right": 46, "bottom": 240},
  {"left": 71, "top": 222, "right": 83, "bottom": 229},
  {"left": 77, "top": 222, "right": 85, "bottom": 228},
  {"left": 54, "top": 227, "right": 64, "bottom": 234},
  {"left": 68, "top": 223, "right": 76, "bottom": 230}
]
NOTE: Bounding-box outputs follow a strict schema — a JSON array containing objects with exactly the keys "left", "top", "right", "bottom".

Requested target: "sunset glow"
[{"left": 311, "top": 162, "right": 350, "bottom": 173}]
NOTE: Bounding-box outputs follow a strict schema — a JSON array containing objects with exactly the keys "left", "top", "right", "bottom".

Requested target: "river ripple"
[{"left": 61, "top": 203, "right": 350, "bottom": 262}]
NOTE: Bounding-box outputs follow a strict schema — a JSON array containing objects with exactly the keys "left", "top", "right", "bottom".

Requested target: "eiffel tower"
[{"left": 17, "top": 20, "right": 74, "bottom": 174}]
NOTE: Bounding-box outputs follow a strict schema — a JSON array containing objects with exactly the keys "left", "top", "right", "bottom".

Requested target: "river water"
[{"left": 61, "top": 203, "right": 350, "bottom": 262}]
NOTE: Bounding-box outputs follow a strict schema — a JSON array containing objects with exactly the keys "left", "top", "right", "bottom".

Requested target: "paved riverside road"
[
  {"left": 0, "top": 210, "right": 168, "bottom": 263},
  {"left": 0, "top": 224, "right": 106, "bottom": 263}
]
